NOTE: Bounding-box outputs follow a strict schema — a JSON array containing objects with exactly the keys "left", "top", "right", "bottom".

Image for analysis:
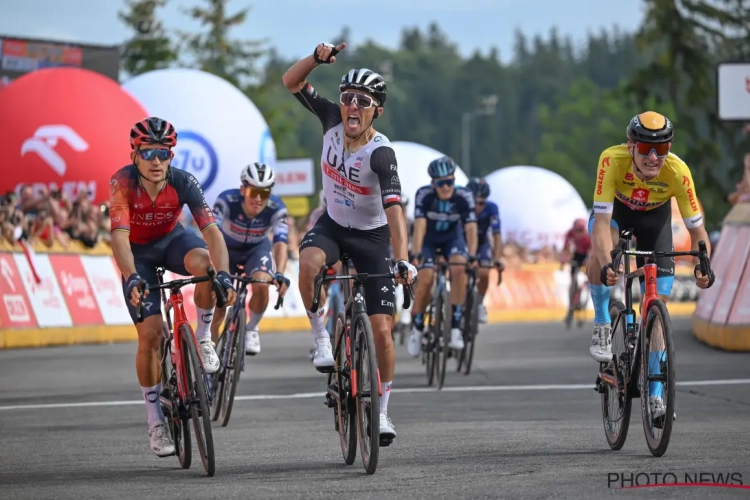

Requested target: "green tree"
[
  {"left": 181, "top": 0, "right": 266, "bottom": 87},
  {"left": 119, "top": 0, "right": 178, "bottom": 77}
]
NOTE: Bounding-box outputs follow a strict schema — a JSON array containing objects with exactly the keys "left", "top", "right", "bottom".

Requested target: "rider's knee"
[
  {"left": 251, "top": 281, "right": 270, "bottom": 299},
  {"left": 136, "top": 322, "right": 162, "bottom": 351},
  {"left": 183, "top": 248, "right": 211, "bottom": 275},
  {"left": 299, "top": 248, "right": 325, "bottom": 278}
]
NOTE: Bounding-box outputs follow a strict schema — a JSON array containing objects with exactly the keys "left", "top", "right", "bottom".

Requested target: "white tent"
[
  {"left": 484, "top": 166, "right": 589, "bottom": 251},
  {"left": 390, "top": 141, "right": 469, "bottom": 217}
]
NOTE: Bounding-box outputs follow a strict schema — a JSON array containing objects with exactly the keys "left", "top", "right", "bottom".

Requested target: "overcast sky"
[{"left": 0, "top": 0, "right": 646, "bottom": 63}]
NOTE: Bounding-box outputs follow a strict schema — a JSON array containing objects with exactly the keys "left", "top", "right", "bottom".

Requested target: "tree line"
[{"left": 120, "top": 0, "right": 750, "bottom": 230}]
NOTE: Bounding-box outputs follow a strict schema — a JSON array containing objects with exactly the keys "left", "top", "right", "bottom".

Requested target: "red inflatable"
[{"left": 0, "top": 68, "right": 147, "bottom": 203}]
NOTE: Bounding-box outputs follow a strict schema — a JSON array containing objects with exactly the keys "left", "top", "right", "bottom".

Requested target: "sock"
[
  {"left": 306, "top": 308, "right": 327, "bottom": 339},
  {"left": 590, "top": 284, "right": 611, "bottom": 325},
  {"left": 649, "top": 351, "right": 666, "bottom": 398},
  {"left": 413, "top": 312, "right": 425, "bottom": 332},
  {"left": 451, "top": 304, "right": 463, "bottom": 329},
  {"left": 195, "top": 307, "right": 214, "bottom": 342},
  {"left": 380, "top": 381, "right": 392, "bottom": 414},
  {"left": 141, "top": 384, "right": 165, "bottom": 425},
  {"left": 478, "top": 293, "right": 485, "bottom": 306},
  {"left": 247, "top": 309, "right": 264, "bottom": 332}
]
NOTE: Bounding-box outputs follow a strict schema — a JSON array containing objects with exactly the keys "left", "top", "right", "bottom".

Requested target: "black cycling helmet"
[
  {"left": 626, "top": 111, "right": 674, "bottom": 144},
  {"left": 339, "top": 68, "right": 387, "bottom": 106},
  {"left": 428, "top": 156, "right": 458, "bottom": 179},
  {"left": 466, "top": 177, "right": 490, "bottom": 198}
]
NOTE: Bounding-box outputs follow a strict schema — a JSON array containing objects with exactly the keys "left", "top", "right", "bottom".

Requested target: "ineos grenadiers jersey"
[
  {"left": 293, "top": 83, "right": 402, "bottom": 230},
  {"left": 475, "top": 201, "right": 501, "bottom": 246},
  {"left": 212, "top": 190, "right": 288, "bottom": 250},
  {"left": 414, "top": 185, "right": 477, "bottom": 239},
  {"left": 110, "top": 165, "right": 216, "bottom": 245}
]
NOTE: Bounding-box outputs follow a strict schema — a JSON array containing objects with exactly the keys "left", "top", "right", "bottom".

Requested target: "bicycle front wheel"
[
  {"left": 600, "top": 300, "right": 632, "bottom": 450},
  {"left": 220, "top": 308, "right": 246, "bottom": 427},
  {"left": 161, "top": 326, "right": 191, "bottom": 469},
  {"left": 640, "top": 299, "right": 676, "bottom": 457},
  {"left": 437, "top": 289, "right": 451, "bottom": 390},
  {"left": 354, "top": 313, "right": 380, "bottom": 475},
  {"left": 210, "top": 330, "right": 227, "bottom": 423},
  {"left": 181, "top": 325, "right": 216, "bottom": 476},
  {"left": 463, "top": 287, "right": 479, "bottom": 376}
]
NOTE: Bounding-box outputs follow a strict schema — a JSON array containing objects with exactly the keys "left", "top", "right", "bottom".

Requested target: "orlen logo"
[
  {"left": 601, "top": 157, "right": 610, "bottom": 168},
  {"left": 20, "top": 125, "right": 89, "bottom": 176},
  {"left": 682, "top": 175, "right": 691, "bottom": 187},
  {"left": 687, "top": 188, "right": 698, "bottom": 212},
  {"left": 171, "top": 131, "right": 218, "bottom": 191},
  {"left": 596, "top": 168, "right": 606, "bottom": 195},
  {"left": 632, "top": 188, "right": 649, "bottom": 203},
  {"left": 625, "top": 172, "right": 634, "bottom": 181}
]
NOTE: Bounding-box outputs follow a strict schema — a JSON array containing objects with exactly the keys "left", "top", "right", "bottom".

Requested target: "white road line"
[{"left": 1, "top": 378, "right": 749, "bottom": 412}]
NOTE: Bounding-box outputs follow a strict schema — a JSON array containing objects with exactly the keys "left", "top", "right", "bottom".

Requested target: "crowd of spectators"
[{"left": 1, "top": 185, "right": 110, "bottom": 249}]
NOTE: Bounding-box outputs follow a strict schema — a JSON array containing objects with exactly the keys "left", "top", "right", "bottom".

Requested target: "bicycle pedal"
[{"left": 380, "top": 437, "right": 394, "bottom": 447}]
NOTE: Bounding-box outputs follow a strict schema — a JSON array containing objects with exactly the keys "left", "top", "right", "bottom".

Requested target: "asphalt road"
[{"left": 2, "top": 318, "right": 750, "bottom": 500}]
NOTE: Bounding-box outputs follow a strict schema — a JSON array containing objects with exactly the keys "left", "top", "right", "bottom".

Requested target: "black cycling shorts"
[
  {"left": 300, "top": 212, "right": 395, "bottom": 316},
  {"left": 588, "top": 199, "right": 674, "bottom": 294}
]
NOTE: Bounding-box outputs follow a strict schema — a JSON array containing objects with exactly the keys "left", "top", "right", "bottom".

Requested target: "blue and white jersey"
[
  {"left": 212, "top": 189, "right": 288, "bottom": 250},
  {"left": 414, "top": 185, "right": 476, "bottom": 239},
  {"left": 475, "top": 201, "right": 501, "bottom": 246}
]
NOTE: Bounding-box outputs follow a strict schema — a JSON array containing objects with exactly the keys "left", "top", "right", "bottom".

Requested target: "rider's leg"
[
  {"left": 476, "top": 242, "right": 492, "bottom": 323},
  {"left": 242, "top": 241, "right": 276, "bottom": 355},
  {"left": 587, "top": 214, "right": 620, "bottom": 362},
  {"left": 407, "top": 263, "right": 434, "bottom": 357},
  {"left": 448, "top": 252, "right": 468, "bottom": 349},
  {"left": 122, "top": 263, "right": 174, "bottom": 457}
]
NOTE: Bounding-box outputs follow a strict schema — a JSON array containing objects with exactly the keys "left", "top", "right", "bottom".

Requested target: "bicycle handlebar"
[
  {"left": 230, "top": 274, "right": 285, "bottom": 310},
  {"left": 610, "top": 238, "right": 712, "bottom": 280},
  {"left": 311, "top": 265, "right": 415, "bottom": 313},
  {"left": 135, "top": 267, "right": 226, "bottom": 323}
]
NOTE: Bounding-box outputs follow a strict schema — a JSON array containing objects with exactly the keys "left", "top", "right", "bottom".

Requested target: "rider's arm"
[
  {"left": 458, "top": 187, "right": 478, "bottom": 256},
  {"left": 109, "top": 172, "right": 137, "bottom": 277},
  {"left": 411, "top": 186, "right": 430, "bottom": 256},
  {"left": 370, "top": 146, "right": 408, "bottom": 261},
  {"left": 282, "top": 53, "right": 319, "bottom": 93},
  {"left": 182, "top": 172, "right": 229, "bottom": 274},
  {"left": 592, "top": 149, "right": 618, "bottom": 267},
  {"left": 271, "top": 208, "right": 290, "bottom": 274},
  {"left": 465, "top": 222, "right": 478, "bottom": 256},
  {"left": 283, "top": 55, "right": 341, "bottom": 132},
  {"left": 674, "top": 166, "right": 711, "bottom": 258},
  {"left": 490, "top": 204, "right": 503, "bottom": 261}
]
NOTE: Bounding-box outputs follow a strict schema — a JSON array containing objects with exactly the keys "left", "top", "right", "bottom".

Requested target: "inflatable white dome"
[
  {"left": 484, "top": 166, "right": 589, "bottom": 251},
  {"left": 122, "top": 68, "right": 276, "bottom": 205},
  {"left": 390, "top": 141, "right": 469, "bottom": 216}
]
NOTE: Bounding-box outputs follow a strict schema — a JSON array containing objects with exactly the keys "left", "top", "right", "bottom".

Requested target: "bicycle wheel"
[
  {"left": 424, "top": 304, "right": 435, "bottom": 387},
  {"left": 180, "top": 325, "right": 216, "bottom": 476},
  {"left": 354, "top": 313, "right": 380, "bottom": 474},
  {"left": 161, "top": 329, "right": 191, "bottom": 469},
  {"left": 640, "top": 299, "right": 676, "bottom": 457},
  {"left": 437, "top": 289, "right": 451, "bottom": 390},
  {"left": 220, "top": 307, "right": 246, "bottom": 427},
  {"left": 331, "top": 314, "right": 357, "bottom": 465},
  {"left": 463, "top": 287, "right": 479, "bottom": 376},
  {"left": 600, "top": 300, "right": 632, "bottom": 450},
  {"left": 210, "top": 330, "right": 227, "bottom": 423},
  {"left": 456, "top": 287, "right": 471, "bottom": 373}
]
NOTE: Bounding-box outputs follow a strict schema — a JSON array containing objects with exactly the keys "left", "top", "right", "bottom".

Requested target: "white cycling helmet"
[{"left": 240, "top": 162, "right": 275, "bottom": 188}]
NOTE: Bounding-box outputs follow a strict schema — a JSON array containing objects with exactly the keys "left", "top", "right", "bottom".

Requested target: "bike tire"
[
  {"left": 220, "top": 308, "right": 246, "bottom": 427},
  {"left": 333, "top": 314, "right": 357, "bottom": 465},
  {"left": 424, "top": 304, "right": 435, "bottom": 387},
  {"left": 600, "top": 299, "right": 632, "bottom": 450},
  {"left": 641, "top": 299, "right": 676, "bottom": 457},
  {"left": 161, "top": 327, "right": 191, "bottom": 469},
  {"left": 210, "top": 331, "right": 226, "bottom": 423},
  {"left": 463, "top": 287, "right": 479, "bottom": 376},
  {"left": 438, "top": 290, "right": 451, "bottom": 390},
  {"left": 181, "top": 325, "right": 216, "bottom": 476},
  {"left": 457, "top": 287, "right": 471, "bottom": 373},
  {"left": 354, "top": 314, "right": 380, "bottom": 474}
]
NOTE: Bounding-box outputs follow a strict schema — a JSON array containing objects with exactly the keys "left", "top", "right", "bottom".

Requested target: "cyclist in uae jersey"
[
  {"left": 408, "top": 156, "right": 478, "bottom": 358},
  {"left": 465, "top": 178, "right": 503, "bottom": 324},
  {"left": 210, "top": 162, "right": 291, "bottom": 356},
  {"left": 588, "top": 111, "right": 714, "bottom": 421},
  {"left": 110, "top": 117, "right": 236, "bottom": 459},
  {"left": 283, "top": 41, "right": 417, "bottom": 444}
]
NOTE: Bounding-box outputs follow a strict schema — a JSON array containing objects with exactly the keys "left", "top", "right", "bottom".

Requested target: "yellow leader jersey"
[{"left": 592, "top": 144, "right": 703, "bottom": 228}]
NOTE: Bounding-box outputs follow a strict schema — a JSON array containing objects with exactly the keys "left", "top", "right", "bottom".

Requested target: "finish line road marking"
[{"left": 2, "top": 378, "right": 749, "bottom": 411}]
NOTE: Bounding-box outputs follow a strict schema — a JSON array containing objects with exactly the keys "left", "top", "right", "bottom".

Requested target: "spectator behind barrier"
[{"left": 728, "top": 153, "right": 750, "bottom": 206}]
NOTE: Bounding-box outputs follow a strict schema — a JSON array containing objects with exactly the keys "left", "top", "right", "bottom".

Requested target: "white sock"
[
  {"left": 195, "top": 307, "right": 214, "bottom": 342},
  {"left": 247, "top": 309, "right": 264, "bottom": 332},
  {"left": 380, "top": 381, "right": 392, "bottom": 414},
  {"left": 141, "top": 384, "right": 164, "bottom": 425},
  {"left": 306, "top": 308, "right": 327, "bottom": 340},
  {"left": 479, "top": 293, "right": 485, "bottom": 305}
]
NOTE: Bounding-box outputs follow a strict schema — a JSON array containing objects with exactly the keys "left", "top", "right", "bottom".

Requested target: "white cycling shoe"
[
  {"left": 198, "top": 338, "right": 220, "bottom": 374},
  {"left": 312, "top": 336, "right": 334, "bottom": 369},
  {"left": 589, "top": 324, "right": 612, "bottom": 363},
  {"left": 380, "top": 412, "right": 396, "bottom": 443},
  {"left": 407, "top": 327, "right": 423, "bottom": 358},
  {"left": 245, "top": 329, "right": 261, "bottom": 355},
  {"left": 148, "top": 420, "right": 175, "bottom": 457},
  {"left": 478, "top": 304, "right": 488, "bottom": 324},
  {"left": 448, "top": 328, "right": 465, "bottom": 350}
]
